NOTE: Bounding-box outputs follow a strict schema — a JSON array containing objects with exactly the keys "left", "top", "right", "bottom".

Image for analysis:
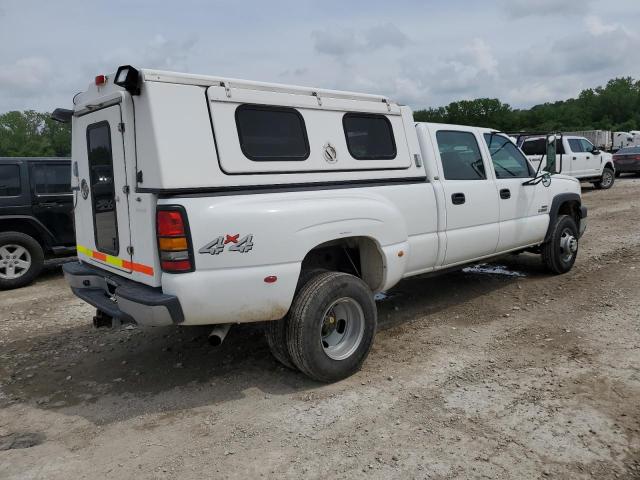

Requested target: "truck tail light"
[{"left": 156, "top": 207, "right": 194, "bottom": 273}]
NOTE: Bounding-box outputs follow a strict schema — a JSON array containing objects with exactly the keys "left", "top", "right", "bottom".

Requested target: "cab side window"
[
  {"left": 568, "top": 139, "right": 584, "bottom": 153},
  {"left": 436, "top": 131, "right": 486, "bottom": 180},
  {"left": 580, "top": 139, "right": 595, "bottom": 153},
  {"left": 0, "top": 165, "right": 21, "bottom": 196},
  {"left": 484, "top": 134, "right": 533, "bottom": 178}
]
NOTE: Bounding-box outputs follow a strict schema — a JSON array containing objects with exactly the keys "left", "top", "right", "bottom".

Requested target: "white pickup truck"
[
  {"left": 519, "top": 135, "right": 616, "bottom": 189},
  {"left": 55, "top": 66, "right": 587, "bottom": 382}
]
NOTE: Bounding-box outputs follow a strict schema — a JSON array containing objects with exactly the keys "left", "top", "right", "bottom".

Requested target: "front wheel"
[
  {"left": 0, "top": 232, "right": 45, "bottom": 290},
  {"left": 541, "top": 215, "right": 579, "bottom": 274},
  {"left": 287, "top": 271, "right": 377, "bottom": 383},
  {"left": 594, "top": 167, "right": 615, "bottom": 189}
]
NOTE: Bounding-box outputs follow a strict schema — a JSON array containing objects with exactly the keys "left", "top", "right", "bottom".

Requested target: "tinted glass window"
[
  {"left": 484, "top": 134, "right": 532, "bottom": 178},
  {"left": 87, "top": 122, "right": 118, "bottom": 255},
  {"left": 0, "top": 165, "right": 21, "bottom": 196},
  {"left": 436, "top": 131, "right": 486, "bottom": 180},
  {"left": 522, "top": 138, "right": 565, "bottom": 155},
  {"left": 618, "top": 147, "right": 640, "bottom": 155},
  {"left": 580, "top": 139, "right": 595, "bottom": 152},
  {"left": 235, "top": 105, "right": 309, "bottom": 161},
  {"left": 521, "top": 138, "right": 545, "bottom": 156},
  {"left": 33, "top": 164, "right": 71, "bottom": 194},
  {"left": 343, "top": 114, "right": 396, "bottom": 160},
  {"left": 568, "top": 139, "right": 584, "bottom": 153}
]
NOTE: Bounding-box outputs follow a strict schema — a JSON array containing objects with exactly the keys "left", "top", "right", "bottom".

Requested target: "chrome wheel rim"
[
  {"left": 559, "top": 228, "right": 578, "bottom": 263},
  {"left": 321, "top": 297, "right": 365, "bottom": 361},
  {"left": 0, "top": 244, "right": 32, "bottom": 280},
  {"left": 601, "top": 170, "right": 613, "bottom": 188}
]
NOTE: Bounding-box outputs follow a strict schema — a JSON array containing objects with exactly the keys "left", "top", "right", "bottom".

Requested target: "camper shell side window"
[
  {"left": 235, "top": 104, "right": 310, "bottom": 162},
  {"left": 343, "top": 113, "right": 397, "bottom": 160}
]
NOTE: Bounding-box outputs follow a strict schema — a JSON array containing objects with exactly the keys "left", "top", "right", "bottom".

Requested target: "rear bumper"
[{"left": 62, "top": 261, "right": 184, "bottom": 327}]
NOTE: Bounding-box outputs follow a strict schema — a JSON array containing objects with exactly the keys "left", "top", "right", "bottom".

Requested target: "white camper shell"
[{"left": 62, "top": 66, "right": 587, "bottom": 382}]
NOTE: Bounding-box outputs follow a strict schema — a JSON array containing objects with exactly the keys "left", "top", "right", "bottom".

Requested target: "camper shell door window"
[{"left": 86, "top": 121, "right": 119, "bottom": 255}]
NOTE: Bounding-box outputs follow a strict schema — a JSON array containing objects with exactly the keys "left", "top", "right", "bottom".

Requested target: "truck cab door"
[
  {"left": 431, "top": 128, "right": 500, "bottom": 266},
  {"left": 579, "top": 139, "right": 601, "bottom": 176},
  {"left": 483, "top": 134, "right": 550, "bottom": 251},
  {"left": 567, "top": 139, "right": 588, "bottom": 177}
]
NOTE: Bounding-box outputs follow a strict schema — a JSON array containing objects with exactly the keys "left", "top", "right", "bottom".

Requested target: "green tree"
[{"left": 0, "top": 110, "right": 71, "bottom": 157}]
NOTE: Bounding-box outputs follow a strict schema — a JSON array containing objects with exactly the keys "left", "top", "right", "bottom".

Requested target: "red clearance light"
[
  {"left": 95, "top": 75, "right": 107, "bottom": 86},
  {"left": 264, "top": 275, "right": 278, "bottom": 283},
  {"left": 157, "top": 210, "right": 186, "bottom": 237}
]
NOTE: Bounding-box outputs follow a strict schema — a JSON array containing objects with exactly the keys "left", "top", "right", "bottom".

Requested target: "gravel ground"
[{"left": 1, "top": 177, "right": 639, "bottom": 479}]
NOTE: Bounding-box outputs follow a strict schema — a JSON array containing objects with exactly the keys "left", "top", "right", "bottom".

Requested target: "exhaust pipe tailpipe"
[{"left": 208, "top": 324, "right": 232, "bottom": 347}]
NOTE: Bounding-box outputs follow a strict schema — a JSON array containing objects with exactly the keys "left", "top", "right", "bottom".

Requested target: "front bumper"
[{"left": 63, "top": 261, "right": 184, "bottom": 327}]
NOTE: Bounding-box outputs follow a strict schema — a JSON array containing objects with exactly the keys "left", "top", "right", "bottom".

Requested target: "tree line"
[
  {"left": 413, "top": 77, "right": 640, "bottom": 133},
  {"left": 1, "top": 77, "right": 638, "bottom": 158}
]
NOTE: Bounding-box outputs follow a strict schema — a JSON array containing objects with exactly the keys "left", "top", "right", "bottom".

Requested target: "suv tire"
[
  {"left": 286, "top": 271, "right": 376, "bottom": 383},
  {"left": 542, "top": 215, "right": 579, "bottom": 274},
  {"left": 0, "top": 232, "right": 45, "bottom": 290},
  {"left": 593, "top": 167, "right": 615, "bottom": 189}
]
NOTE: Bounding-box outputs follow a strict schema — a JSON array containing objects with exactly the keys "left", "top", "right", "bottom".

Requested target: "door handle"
[
  {"left": 573, "top": 156, "right": 577, "bottom": 160},
  {"left": 500, "top": 188, "right": 511, "bottom": 199},
  {"left": 38, "top": 202, "right": 59, "bottom": 208},
  {"left": 451, "top": 193, "right": 466, "bottom": 205}
]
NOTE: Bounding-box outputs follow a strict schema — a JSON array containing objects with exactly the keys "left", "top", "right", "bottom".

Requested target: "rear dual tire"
[{"left": 265, "top": 271, "right": 377, "bottom": 383}]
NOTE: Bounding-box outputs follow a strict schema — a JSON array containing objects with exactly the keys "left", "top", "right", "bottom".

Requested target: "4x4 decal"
[{"left": 199, "top": 234, "right": 254, "bottom": 255}]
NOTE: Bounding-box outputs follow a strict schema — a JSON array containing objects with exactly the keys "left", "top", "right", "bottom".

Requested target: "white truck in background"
[
  {"left": 519, "top": 134, "right": 616, "bottom": 189},
  {"left": 54, "top": 65, "right": 587, "bottom": 382},
  {"left": 562, "top": 130, "right": 639, "bottom": 151}
]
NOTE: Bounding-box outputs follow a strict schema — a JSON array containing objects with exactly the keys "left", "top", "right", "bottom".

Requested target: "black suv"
[{"left": 0, "top": 157, "right": 75, "bottom": 289}]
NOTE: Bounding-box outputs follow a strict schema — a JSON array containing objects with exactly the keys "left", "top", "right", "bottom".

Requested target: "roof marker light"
[{"left": 95, "top": 75, "right": 107, "bottom": 86}]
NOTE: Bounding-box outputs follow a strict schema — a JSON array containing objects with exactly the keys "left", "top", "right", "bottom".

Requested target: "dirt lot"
[{"left": 1, "top": 178, "right": 639, "bottom": 479}]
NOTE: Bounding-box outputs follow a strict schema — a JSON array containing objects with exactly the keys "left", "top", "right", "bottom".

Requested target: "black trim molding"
[{"left": 139, "top": 176, "right": 428, "bottom": 198}]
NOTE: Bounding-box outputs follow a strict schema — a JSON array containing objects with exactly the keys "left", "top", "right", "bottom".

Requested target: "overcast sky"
[{"left": 0, "top": 0, "right": 638, "bottom": 113}]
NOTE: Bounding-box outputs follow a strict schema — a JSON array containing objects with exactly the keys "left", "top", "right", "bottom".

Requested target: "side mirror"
[
  {"left": 592, "top": 149, "right": 601, "bottom": 155},
  {"left": 542, "top": 172, "right": 551, "bottom": 187}
]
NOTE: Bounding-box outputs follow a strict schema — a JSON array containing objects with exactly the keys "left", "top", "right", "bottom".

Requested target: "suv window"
[
  {"left": 0, "top": 165, "right": 21, "bottom": 196},
  {"left": 484, "top": 134, "right": 532, "bottom": 178},
  {"left": 343, "top": 113, "right": 396, "bottom": 160},
  {"left": 436, "top": 131, "right": 486, "bottom": 180},
  {"left": 87, "top": 122, "right": 119, "bottom": 255},
  {"left": 33, "top": 164, "right": 71, "bottom": 194},
  {"left": 235, "top": 104, "right": 310, "bottom": 161}
]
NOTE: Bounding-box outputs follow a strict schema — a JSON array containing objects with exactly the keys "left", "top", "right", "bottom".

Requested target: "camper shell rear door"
[{"left": 72, "top": 103, "right": 133, "bottom": 274}]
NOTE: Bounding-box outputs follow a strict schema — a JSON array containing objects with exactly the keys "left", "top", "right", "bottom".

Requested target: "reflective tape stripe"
[{"left": 76, "top": 245, "right": 154, "bottom": 276}]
